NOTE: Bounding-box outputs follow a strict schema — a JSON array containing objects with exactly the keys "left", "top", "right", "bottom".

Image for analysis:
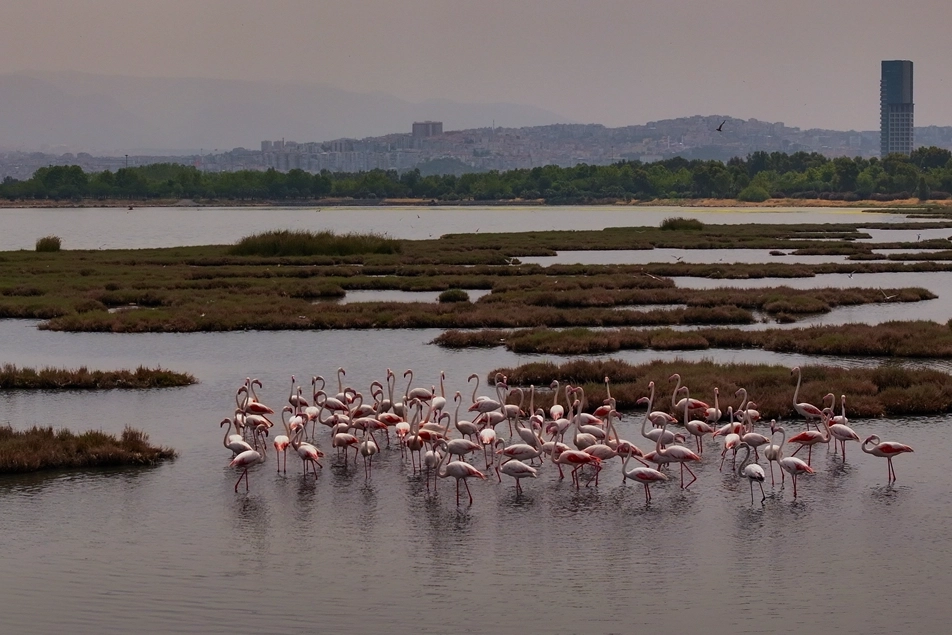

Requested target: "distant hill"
[{"left": 0, "top": 71, "right": 570, "bottom": 153}]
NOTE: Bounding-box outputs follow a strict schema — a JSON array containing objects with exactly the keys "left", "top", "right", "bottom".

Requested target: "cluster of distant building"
[{"left": 0, "top": 60, "right": 942, "bottom": 182}]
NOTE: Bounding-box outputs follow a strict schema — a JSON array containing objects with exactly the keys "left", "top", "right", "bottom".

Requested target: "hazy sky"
[{"left": 3, "top": 0, "right": 951, "bottom": 131}]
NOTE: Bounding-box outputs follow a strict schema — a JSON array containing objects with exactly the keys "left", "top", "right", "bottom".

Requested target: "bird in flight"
[
  {"left": 672, "top": 255, "right": 683, "bottom": 262},
  {"left": 880, "top": 289, "right": 896, "bottom": 301},
  {"left": 848, "top": 271, "right": 856, "bottom": 278},
  {"left": 715, "top": 120, "right": 726, "bottom": 132}
]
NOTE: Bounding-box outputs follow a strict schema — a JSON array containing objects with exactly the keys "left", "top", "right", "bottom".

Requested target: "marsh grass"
[
  {"left": 0, "top": 222, "right": 943, "bottom": 333},
  {"left": 490, "top": 359, "right": 952, "bottom": 417},
  {"left": 0, "top": 364, "right": 197, "bottom": 389},
  {"left": 660, "top": 217, "right": 704, "bottom": 231},
  {"left": 0, "top": 426, "right": 176, "bottom": 473},
  {"left": 437, "top": 321, "right": 952, "bottom": 358},
  {"left": 35, "top": 235, "right": 61, "bottom": 252},
  {"left": 229, "top": 230, "right": 401, "bottom": 257}
]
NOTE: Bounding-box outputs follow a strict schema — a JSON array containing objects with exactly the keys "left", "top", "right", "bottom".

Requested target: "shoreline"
[{"left": 0, "top": 197, "right": 950, "bottom": 210}]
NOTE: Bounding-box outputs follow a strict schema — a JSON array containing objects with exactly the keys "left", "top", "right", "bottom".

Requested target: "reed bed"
[
  {"left": 229, "top": 230, "right": 401, "bottom": 257},
  {"left": 0, "top": 364, "right": 197, "bottom": 389},
  {"left": 435, "top": 321, "right": 952, "bottom": 357},
  {"left": 490, "top": 359, "right": 952, "bottom": 417},
  {"left": 0, "top": 426, "right": 176, "bottom": 473}
]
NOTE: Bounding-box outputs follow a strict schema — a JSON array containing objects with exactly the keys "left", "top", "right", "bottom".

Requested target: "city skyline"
[{"left": 0, "top": 0, "right": 950, "bottom": 136}]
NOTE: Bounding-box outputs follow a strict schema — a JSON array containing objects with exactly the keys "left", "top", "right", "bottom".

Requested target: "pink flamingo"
[
  {"left": 621, "top": 447, "right": 668, "bottom": 503},
  {"left": 290, "top": 425, "right": 323, "bottom": 478},
  {"left": 494, "top": 439, "right": 538, "bottom": 494},
  {"left": 719, "top": 407, "right": 741, "bottom": 471},
  {"left": 862, "top": 435, "right": 914, "bottom": 482},
  {"left": 229, "top": 449, "right": 263, "bottom": 492},
  {"left": 669, "top": 373, "right": 709, "bottom": 417},
  {"left": 825, "top": 394, "right": 860, "bottom": 459},
  {"left": 737, "top": 442, "right": 766, "bottom": 504},
  {"left": 779, "top": 455, "right": 814, "bottom": 498},
  {"left": 678, "top": 386, "right": 716, "bottom": 453},
  {"left": 787, "top": 411, "right": 830, "bottom": 466},
  {"left": 647, "top": 420, "right": 701, "bottom": 489},
  {"left": 550, "top": 441, "right": 601, "bottom": 489},
  {"left": 762, "top": 421, "right": 784, "bottom": 487},
  {"left": 435, "top": 440, "right": 487, "bottom": 505},
  {"left": 221, "top": 417, "right": 253, "bottom": 456},
  {"left": 790, "top": 366, "right": 824, "bottom": 426}
]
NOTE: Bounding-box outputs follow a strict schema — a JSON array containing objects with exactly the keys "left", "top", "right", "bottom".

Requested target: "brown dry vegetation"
[
  {"left": 0, "top": 426, "right": 177, "bottom": 473},
  {"left": 0, "top": 223, "right": 944, "bottom": 332},
  {"left": 435, "top": 321, "right": 952, "bottom": 357},
  {"left": 0, "top": 364, "right": 197, "bottom": 389},
  {"left": 490, "top": 359, "right": 952, "bottom": 418}
]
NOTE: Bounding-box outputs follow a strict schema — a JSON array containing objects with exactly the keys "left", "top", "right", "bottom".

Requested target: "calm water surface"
[
  {"left": 1, "top": 321, "right": 950, "bottom": 635},
  {"left": 1, "top": 207, "right": 950, "bottom": 634},
  {"left": 0, "top": 204, "right": 925, "bottom": 251}
]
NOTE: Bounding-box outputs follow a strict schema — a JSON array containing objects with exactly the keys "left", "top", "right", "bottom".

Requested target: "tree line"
[{"left": 3, "top": 147, "right": 952, "bottom": 203}]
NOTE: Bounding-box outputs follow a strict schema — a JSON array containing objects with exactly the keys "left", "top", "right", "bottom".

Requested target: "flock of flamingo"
[{"left": 220, "top": 366, "right": 914, "bottom": 505}]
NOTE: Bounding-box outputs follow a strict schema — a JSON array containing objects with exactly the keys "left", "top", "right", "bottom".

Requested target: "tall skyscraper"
[{"left": 880, "top": 60, "right": 914, "bottom": 157}]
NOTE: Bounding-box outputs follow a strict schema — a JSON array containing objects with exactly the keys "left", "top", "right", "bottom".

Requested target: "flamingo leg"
[
  {"left": 807, "top": 445, "right": 813, "bottom": 466},
  {"left": 455, "top": 479, "right": 461, "bottom": 505},
  {"left": 682, "top": 463, "right": 697, "bottom": 489},
  {"left": 234, "top": 468, "right": 248, "bottom": 492},
  {"left": 769, "top": 461, "right": 775, "bottom": 486},
  {"left": 793, "top": 474, "right": 799, "bottom": 498},
  {"left": 791, "top": 444, "right": 803, "bottom": 457},
  {"left": 758, "top": 481, "right": 766, "bottom": 504},
  {"left": 750, "top": 480, "right": 755, "bottom": 504},
  {"left": 644, "top": 483, "right": 650, "bottom": 503},
  {"left": 464, "top": 478, "right": 474, "bottom": 505}
]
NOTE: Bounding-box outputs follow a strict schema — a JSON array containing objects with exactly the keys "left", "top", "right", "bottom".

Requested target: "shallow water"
[
  {"left": 0, "top": 319, "right": 950, "bottom": 635},
  {"left": 1, "top": 206, "right": 950, "bottom": 634},
  {"left": 520, "top": 248, "right": 851, "bottom": 266},
  {"left": 0, "top": 205, "right": 924, "bottom": 251}
]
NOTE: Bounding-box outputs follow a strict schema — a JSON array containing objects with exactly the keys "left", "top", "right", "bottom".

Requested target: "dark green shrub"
[
  {"left": 35, "top": 235, "right": 62, "bottom": 252},
  {"left": 738, "top": 185, "right": 770, "bottom": 202},
  {"left": 660, "top": 217, "right": 704, "bottom": 231},
  {"left": 438, "top": 288, "right": 470, "bottom": 303}
]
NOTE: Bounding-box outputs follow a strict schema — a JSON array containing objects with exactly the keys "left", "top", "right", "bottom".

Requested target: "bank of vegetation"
[
  {"left": 3, "top": 147, "right": 952, "bottom": 204},
  {"left": 0, "top": 364, "right": 197, "bottom": 389},
  {"left": 491, "top": 359, "right": 952, "bottom": 418},
  {"left": 435, "top": 321, "right": 952, "bottom": 357},
  {"left": 0, "top": 226, "right": 943, "bottom": 332},
  {"left": 0, "top": 426, "right": 176, "bottom": 473}
]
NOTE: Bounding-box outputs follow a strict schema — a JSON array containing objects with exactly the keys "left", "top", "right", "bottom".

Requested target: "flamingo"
[
  {"left": 862, "top": 435, "right": 914, "bottom": 482},
  {"left": 779, "top": 455, "right": 814, "bottom": 498},
  {"left": 548, "top": 379, "right": 565, "bottom": 421},
  {"left": 638, "top": 382, "right": 685, "bottom": 447},
  {"left": 737, "top": 442, "right": 766, "bottom": 504},
  {"left": 787, "top": 411, "right": 830, "bottom": 466},
  {"left": 826, "top": 395, "right": 860, "bottom": 460},
  {"left": 229, "top": 449, "right": 263, "bottom": 492},
  {"left": 494, "top": 439, "right": 537, "bottom": 494},
  {"left": 719, "top": 407, "right": 742, "bottom": 471},
  {"left": 669, "top": 373, "right": 709, "bottom": 417},
  {"left": 646, "top": 420, "right": 701, "bottom": 489},
  {"left": 358, "top": 426, "right": 379, "bottom": 479},
  {"left": 678, "top": 386, "right": 716, "bottom": 453},
  {"left": 734, "top": 387, "right": 761, "bottom": 423},
  {"left": 550, "top": 443, "right": 601, "bottom": 489},
  {"left": 288, "top": 375, "right": 308, "bottom": 409},
  {"left": 704, "top": 387, "right": 722, "bottom": 424},
  {"left": 621, "top": 447, "right": 668, "bottom": 503},
  {"left": 763, "top": 420, "right": 785, "bottom": 487},
  {"left": 739, "top": 407, "right": 771, "bottom": 462},
  {"left": 221, "top": 417, "right": 253, "bottom": 456},
  {"left": 435, "top": 440, "right": 487, "bottom": 505},
  {"left": 290, "top": 424, "right": 324, "bottom": 478},
  {"left": 453, "top": 392, "right": 479, "bottom": 440},
  {"left": 791, "top": 366, "right": 824, "bottom": 426},
  {"left": 243, "top": 378, "right": 274, "bottom": 415}
]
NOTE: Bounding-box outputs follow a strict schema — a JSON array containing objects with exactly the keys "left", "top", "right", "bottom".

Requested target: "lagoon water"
[{"left": 1, "top": 206, "right": 950, "bottom": 634}]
